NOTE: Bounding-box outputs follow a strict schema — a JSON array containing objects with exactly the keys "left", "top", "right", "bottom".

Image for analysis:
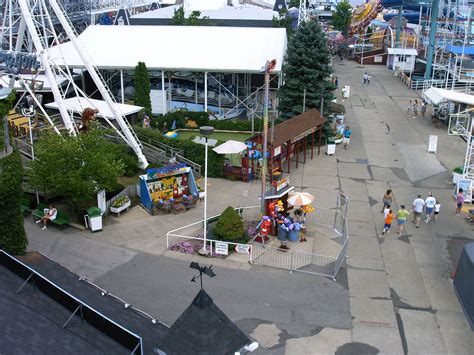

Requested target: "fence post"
[{"left": 166, "top": 233, "right": 169, "bottom": 250}]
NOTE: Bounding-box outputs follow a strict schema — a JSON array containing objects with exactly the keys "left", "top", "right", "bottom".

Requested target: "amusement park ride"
[{"left": 0, "top": 0, "right": 148, "bottom": 167}]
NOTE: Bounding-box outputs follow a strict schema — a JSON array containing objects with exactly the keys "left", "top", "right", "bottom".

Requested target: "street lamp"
[{"left": 199, "top": 125, "right": 214, "bottom": 255}]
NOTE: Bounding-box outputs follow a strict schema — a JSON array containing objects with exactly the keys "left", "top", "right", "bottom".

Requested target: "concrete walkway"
[{"left": 22, "top": 59, "right": 474, "bottom": 354}]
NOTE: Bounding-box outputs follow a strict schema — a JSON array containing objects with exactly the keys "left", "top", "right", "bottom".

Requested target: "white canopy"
[
  {"left": 47, "top": 25, "right": 287, "bottom": 73},
  {"left": 212, "top": 140, "right": 248, "bottom": 154},
  {"left": 424, "top": 87, "right": 474, "bottom": 106},
  {"left": 45, "top": 97, "right": 143, "bottom": 118}
]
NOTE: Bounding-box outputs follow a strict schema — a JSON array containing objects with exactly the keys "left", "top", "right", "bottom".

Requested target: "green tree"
[
  {"left": 28, "top": 129, "right": 125, "bottom": 208},
  {"left": 278, "top": 20, "right": 335, "bottom": 120},
  {"left": 272, "top": 9, "right": 294, "bottom": 38},
  {"left": 332, "top": 0, "right": 352, "bottom": 37},
  {"left": 213, "top": 206, "right": 244, "bottom": 242},
  {"left": 171, "top": 6, "right": 211, "bottom": 26},
  {"left": 134, "top": 62, "right": 152, "bottom": 116},
  {"left": 0, "top": 90, "right": 16, "bottom": 152},
  {"left": 0, "top": 151, "right": 28, "bottom": 255}
]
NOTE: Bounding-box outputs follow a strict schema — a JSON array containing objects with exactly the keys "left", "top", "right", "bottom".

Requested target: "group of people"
[
  {"left": 362, "top": 72, "right": 371, "bottom": 86},
  {"left": 379, "top": 190, "right": 442, "bottom": 236},
  {"left": 407, "top": 99, "right": 428, "bottom": 118}
]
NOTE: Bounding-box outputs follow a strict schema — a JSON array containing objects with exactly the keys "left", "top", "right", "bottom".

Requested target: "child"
[
  {"left": 434, "top": 200, "right": 441, "bottom": 223},
  {"left": 382, "top": 209, "right": 393, "bottom": 235},
  {"left": 396, "top": 205, "right": 410, "bottom": 235}
]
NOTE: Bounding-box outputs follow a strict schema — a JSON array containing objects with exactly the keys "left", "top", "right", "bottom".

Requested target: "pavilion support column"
[
  {"left": 81, "top": 69, "right": 86, "bottom": 92},
  {"left": 287, "top": 141, "right": 291, "bottom": 174},
  {"left": 296, "top": 140, "right": 299, "bottom": 169},
  {"left": 204, "top": 71, "right": 208, "bottom": 112},
  {"left": 161, "top": 71, "right": 167, "bottom": 114},
  {"left": 304, "top": 137, "right": 307, "bottom": 163},
  {"left": 318, "top": 126, "right": 322, "bottom": 155},
  {"left": 236, "top": 73, "right": 239, "bottom": 109},
  {"left": 120, "top": 70, "right": 125, "bottom": 104},
  {"left": 195, "top": 73, "right": 198, "bottom": 110},
  {"left": 311, "top": 131, "right": 314, "bottom": 159},
  {"left": 218, "top": 74, "right": 221, "bottom": 112},
  {"left": 168, "top": 75, "right": 172, "bottom": 111}
]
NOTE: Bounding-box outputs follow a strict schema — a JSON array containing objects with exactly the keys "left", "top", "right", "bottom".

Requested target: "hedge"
[
  {"left": 134, "top": 127, "right": 224, "bottom": 177},
  {"left": 0, "top": 151, "right": 28, "bottom": 255}
]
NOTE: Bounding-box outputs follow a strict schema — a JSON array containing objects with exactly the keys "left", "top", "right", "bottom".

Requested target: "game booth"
[
  {"left": 139, "top": 163, "right": 200, "bottom": 215},
  {"left": 222, "top": 109, "right": 326, "bottom": 182}
]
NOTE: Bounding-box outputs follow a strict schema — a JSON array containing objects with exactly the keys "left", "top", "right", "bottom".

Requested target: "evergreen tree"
[
  {"left": 0, "top": 151, "right": 28, "bottom": 255},
  {"left": 171, "top": 6, "right": 211, "bottom": 26},
  {"left": 134, "top": 62, "right": 152, "bottom": 116},
  {"left": 332, "top": 0, "right": 352, "bottom": 37},
  {"left": 278, "top": 20, "right": 335, "bottom": 120}
]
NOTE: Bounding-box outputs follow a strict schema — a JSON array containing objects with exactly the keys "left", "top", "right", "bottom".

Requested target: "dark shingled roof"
[
  {"left": 271, "top": 108, "right": 326, "bottom": 147},
  {"left": 160, "top": 289, "right": 251, "bottom": 355}
]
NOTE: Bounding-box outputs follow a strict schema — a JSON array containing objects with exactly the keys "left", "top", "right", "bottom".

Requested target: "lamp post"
[{"left": 199, "top": 125, "right": 214, "bottom": 255}]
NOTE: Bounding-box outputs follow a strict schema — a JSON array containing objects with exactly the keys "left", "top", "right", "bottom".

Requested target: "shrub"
[
  {"left": 213, "top": 206, "right": 244, "bottom": 242},
  {"left": 0, "top": 151, "right": 28, "bottom": 255},
  {"left": 453, "top": 166, "right": 464, "bottom": 174},
  {"left": 134, "top": 62, "right": 152, "bottom": 116},
  {"left": 111, "top": 144, "right": 139, "bottom": 177},
  {"left": 151, "top": 110, "right": 210, "bottom": 130}
]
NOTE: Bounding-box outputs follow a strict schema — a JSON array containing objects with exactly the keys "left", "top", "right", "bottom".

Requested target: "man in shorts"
[
  {"left": 412, "top": 194, "right": 425, "bottom": 228},
  {"left": 424, "top": 192, "right": 436, "bottom": 223},
  {"left": 343, "top": 126, "right": 352, "bottom": 150},
  {"left": 396, "top": 205, "right": 410, "bottom": 235},
  {"left": 456, "top": 188, "right": 464, "bottom": 215}
]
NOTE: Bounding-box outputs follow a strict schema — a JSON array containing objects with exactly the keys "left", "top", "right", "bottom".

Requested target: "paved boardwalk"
[{"left": 23, "top": 59, "right": 474, "bottom": 354}]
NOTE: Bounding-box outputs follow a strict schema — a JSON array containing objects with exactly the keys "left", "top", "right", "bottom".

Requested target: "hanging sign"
[
  {"left": 374, "top": 56, "right": 383, "bottom": 63},
  {"left": 274, "top": 145, "right": 281, "bottom": 157},
  {"left": 428, "top": 135, "right": 438, "bottom": 154},
  {"left": 291, "top": 127, "right": 316, "bottom": 143},
  {"left": 276, "top": 176, "right": 289, "bottom": 191},
  {"left": 215, "top": 242, "right": 228, "bottom": 256},
  {"left": 0, "top": 50, "right": 41, "bottom": 74},
  {"left": 236, "top": 244, "right": 251, "bottom": 255}
]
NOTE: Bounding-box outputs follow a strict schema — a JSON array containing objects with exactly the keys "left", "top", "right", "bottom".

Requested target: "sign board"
[
  {"left": 0, "top": 50, "right": 41, "bottom": 74},
  {"left": 215, "top": 242, "right": 228, "bottom": 256},
  {"left": 97, "top": 189, "right": 106, "bottom": 214},
  {"left": 276, "top": 176, "right": 289, "bottom": 191},
  {"left": 273, "top": 145, "right": 281, "bottom": 157},
  {"left": 428, "top": 135, "right": 438, "bottom": 154},
  {"left": 236, "top": 244, "right": 251, "bottom": 255},
  {"left": 374, "top": 55, "right": 383, "bottom": 63}
]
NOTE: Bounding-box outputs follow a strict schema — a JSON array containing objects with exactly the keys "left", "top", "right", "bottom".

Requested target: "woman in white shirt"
[{"left": 36, "top": 204, "right": 57, "bottom": 230}]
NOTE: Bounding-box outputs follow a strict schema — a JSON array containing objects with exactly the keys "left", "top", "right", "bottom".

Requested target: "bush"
[
  {"left": 213, "top": 206, "right": 244, "bottom": 242},
  {"left": 111, "top": 144, "right": 139, "bottom": 177},
  {"left": 453, "top": 166, "right": 464, "bottom": 174},
  {"left": 134, "top": 127, "right": 224, "bottom": 177},
  {"left": 0, "top": 151, "right": 28, "bottom": 255},
  {"left": 151, "top": 110, "right": 210, "bottom": 130}
]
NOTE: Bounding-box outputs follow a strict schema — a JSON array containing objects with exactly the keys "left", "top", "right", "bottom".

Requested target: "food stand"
[{"left": 139, "top": 163, "right": 200, "bottom": 215}]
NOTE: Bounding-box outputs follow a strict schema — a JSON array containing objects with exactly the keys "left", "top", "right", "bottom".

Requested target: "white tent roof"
[
  {"left": 387, "top": 48, "right": 418, "bottom": 56},
  {"left": 132, "top": 4, "right": 276, "bottom": 20},
  {"left": 45, "top": 97, "right": 143, "bottom": 118},
  {"left": 424, "top": 87, "right": 474, "bottom": 106},
  {"left": 0, "top": 74, "right": 70, "bottom": 92},
  {"left": 47, "top": 25, "right": 287, "bottom": 73}
]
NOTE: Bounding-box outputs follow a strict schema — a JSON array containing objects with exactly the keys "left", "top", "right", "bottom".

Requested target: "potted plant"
[
  {"left": 110, "top": 195, "right": 131, "bottom": 215},
  {"left": 452, "top": 166, "right": 464, "bottom": 185}
]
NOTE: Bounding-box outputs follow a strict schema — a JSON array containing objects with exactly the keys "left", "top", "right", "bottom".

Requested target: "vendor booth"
[
  {"left": 139, "top": 163, "right": 200, "bottom": 215},
  {"left": 245, "top": 108, "right": 327, "bottom": 181}
]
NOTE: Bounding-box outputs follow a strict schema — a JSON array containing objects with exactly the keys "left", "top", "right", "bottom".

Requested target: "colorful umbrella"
[{"left": 287, "top": 192, "right": 314, "bottom": 207}]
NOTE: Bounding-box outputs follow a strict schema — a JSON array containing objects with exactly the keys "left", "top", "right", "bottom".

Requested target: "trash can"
[
  {"left": 86, "top": 207, "right": 103, "bottom": 232},
  {"left": 326, "top": 137, "right": 336, "bottom": 156}
]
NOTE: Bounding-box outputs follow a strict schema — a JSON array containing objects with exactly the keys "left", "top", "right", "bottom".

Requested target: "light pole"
[{"left": 199, "top": 125, "right": 214, "bottom": 255}]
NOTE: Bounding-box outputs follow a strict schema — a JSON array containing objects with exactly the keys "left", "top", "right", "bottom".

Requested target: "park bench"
[
  {"left": 20, "top": 197, "right": 32, "bottom": 214},
  {"left": 32, "top": 203, "right": 70, "bottom": 226}
]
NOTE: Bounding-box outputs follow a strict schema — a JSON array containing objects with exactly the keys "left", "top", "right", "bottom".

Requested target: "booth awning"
[
  {"left": 424, "top": 87, "right": 474, "bottom": 106},
  {"left": 47, "top": 25, "right": 287, "bottom": 73},
  {"left": 45, "top": 97, "right": 143, "bottom": 118}
]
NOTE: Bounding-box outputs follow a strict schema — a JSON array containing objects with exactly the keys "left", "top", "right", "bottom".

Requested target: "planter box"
[
  {"left": 110, "top": 200, "right": 131, "bottom": 215},
  {"left": 453, "top": 172, "right": 463, "bottom": 185},
  {"left": 334, "top": 138, "right": 343, "bottom": 144}
]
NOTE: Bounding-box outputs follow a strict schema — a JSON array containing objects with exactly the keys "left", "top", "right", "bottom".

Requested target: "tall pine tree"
[
  {"left": 278, "top": 20, "right": 335, "bottom": 120},
  {"left": 134, "top": 62, "right": 152, "bottom": 116}
]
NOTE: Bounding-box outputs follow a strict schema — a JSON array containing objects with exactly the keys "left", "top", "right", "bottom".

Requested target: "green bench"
[
  {"left": 20, "top": 198, "right": 31, "bottom": 214},
  {"left": 32, "top": 203, "right": 70, "bottom": 226}
]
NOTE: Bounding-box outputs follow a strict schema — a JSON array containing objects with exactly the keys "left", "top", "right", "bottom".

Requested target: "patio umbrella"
[
  {"left": 212, "top": 140, "right": 247, "bottom": 154},
  {"left": 287, "top": 192, "right": 314, "bottom": 207}
]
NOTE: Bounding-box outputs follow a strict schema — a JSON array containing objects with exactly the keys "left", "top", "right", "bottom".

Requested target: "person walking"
[
  {"left": 424, "top": 192, "right": 436, "bottom": 223},
  {"left": 407, "top": 100, "right": 413, "bottom": 116},
  {"left": 335, "top": 76, "right": 339, "bottom": 89},
  {"left": 381, "top": 209, "right": 393, "bottom": 235},
  {"left": 413, "top": 99, "right": 419, "bottom": 118},
  {"left": 343, "top": 126, "right": 352, "bottom": 150},
  {"left": 363, "top": 72, "right": 368, "bottom": 86},
  {"left": 412, "top": 194, "right": 425, "bottom": 228},
  {"left": 381, "top": 189, "right": 393, "bottom": 213},
  {"left": 421, "top": 101, "right": 428, "bottom": 118},
  {"left": 434, "top": 200, "right": 441, "bottom": 223},
  {"left": 367, "top": 73, "right": 371, "bottom": 85},
  {"left": 456, "top": 188, "right": 464, "bottom": 215},
  {"left": 396, "top": 205, "right": 410, "bottom": 235}
]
